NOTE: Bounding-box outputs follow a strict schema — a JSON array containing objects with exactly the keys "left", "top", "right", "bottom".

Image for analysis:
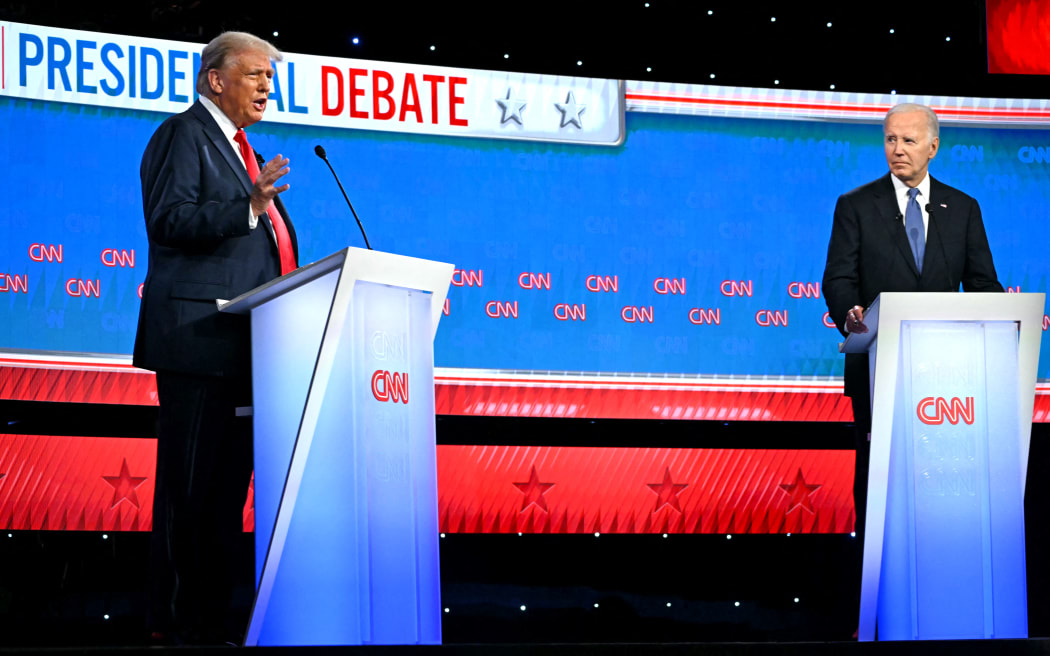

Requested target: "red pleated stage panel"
[
  {"left": 437, "top": 445, "right": 855, "bottom": 534},
  {"left": 433, "top": 372, "right": 856, "bottom": 421},
  {"left": 0, "top": 434, "right": 156, "bottom": 531},
  {"left": 0, "top": 357, "right": 157, "bottom": 405},
  {"left": 3, "top": 354, "right": 1048, "bottom": 422},
  {"left": 0, "top": 353, "right": 1044, "bottom": 534},
  {"left": 0, "top": 435, "right": 854, "bottom": 534}
]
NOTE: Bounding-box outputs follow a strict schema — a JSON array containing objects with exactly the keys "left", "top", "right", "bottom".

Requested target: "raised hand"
[{"left": 250, "top": 154, "right": 290, "bottom": 216}]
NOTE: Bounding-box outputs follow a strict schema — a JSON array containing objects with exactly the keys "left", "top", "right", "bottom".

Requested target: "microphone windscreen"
[{"left": 314, "top": 145, "right": 327, "bottom": 159}]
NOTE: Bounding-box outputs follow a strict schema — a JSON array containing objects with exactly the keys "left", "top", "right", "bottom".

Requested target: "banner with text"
[{"left": 0, "top": 21, "right": 623, "bottom": 145}]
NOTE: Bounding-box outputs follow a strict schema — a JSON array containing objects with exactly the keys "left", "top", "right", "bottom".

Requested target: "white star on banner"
[
  {"left": 496, "top": 89, "right": 527, "bottom": 126},
  {"left": 555, "top": 91, "right": 586, "bottom": 129}
]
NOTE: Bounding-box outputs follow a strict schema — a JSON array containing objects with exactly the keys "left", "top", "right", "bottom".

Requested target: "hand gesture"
[{"left": 250, "top": 154, "right": 290, "bottom": 216}]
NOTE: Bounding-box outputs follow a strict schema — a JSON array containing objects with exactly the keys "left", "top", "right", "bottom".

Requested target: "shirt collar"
[
  {"left": 890, "top": 170, "right": 931, "bottom": 202},
  {"left": 199, "top": 95, "right": 239, "bottom": 142}
]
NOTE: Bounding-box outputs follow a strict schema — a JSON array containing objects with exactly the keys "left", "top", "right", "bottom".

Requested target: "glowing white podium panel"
[
  {"left": 221, "top": 247, "right": 454, "bottom": 647},
  {"left": 842, "top": 292, "right": 1044, "bottom": 642}
]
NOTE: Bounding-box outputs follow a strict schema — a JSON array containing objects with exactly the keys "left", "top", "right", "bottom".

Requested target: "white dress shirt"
[
  {"left": 890, "top": 171, "right": 930, "bottom": 239},
  {"left": 199, "top": 95, "right": 260, "bottom": 231}
]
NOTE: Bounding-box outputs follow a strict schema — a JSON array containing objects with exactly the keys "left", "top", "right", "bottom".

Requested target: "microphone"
[{"left": 314, "top": 145, "right": 372, "bottom": 250}]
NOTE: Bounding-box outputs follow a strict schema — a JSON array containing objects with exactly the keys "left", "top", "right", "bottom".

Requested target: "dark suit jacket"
[
  {"left": 822, "top": 173, "right": 1002, "bottom": 400},
  {"left": 133, "top": 101, "right": 298, "bottom": 377}
]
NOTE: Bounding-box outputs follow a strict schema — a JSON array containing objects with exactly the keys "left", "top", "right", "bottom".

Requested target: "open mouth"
[{"left": 252, "top": 99, "right": 267, "bottom": 111}]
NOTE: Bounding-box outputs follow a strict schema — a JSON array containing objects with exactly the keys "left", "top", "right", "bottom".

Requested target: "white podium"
[
  {"left": 221, "top": 247, "right": 454, "bottom": 646},
  {"left": 843, "top": 292, "right": 1044, "bottom": 641}
]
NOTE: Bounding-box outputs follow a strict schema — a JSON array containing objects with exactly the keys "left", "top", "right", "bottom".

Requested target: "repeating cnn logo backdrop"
[{"left": 2, "top": 22, "right": 1049, "bottom": 380}]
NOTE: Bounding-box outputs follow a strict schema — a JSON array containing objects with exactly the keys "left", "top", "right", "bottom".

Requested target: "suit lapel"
[
  {"left": 189, "top": 102, "right": 295, "bottom": 265},
  {"left": 924, "top": 177, "right": 951, "bottom": 284},
  {"left": 189, "top": 101, "right": 254, "bottom": 196},
  {"left": 872, "top": 173, "right": 920, "bottom": 278}
]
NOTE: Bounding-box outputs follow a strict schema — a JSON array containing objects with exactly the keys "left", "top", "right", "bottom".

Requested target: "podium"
[
  {"left": 220, "top": 247, "right": 454, "bottom": 646},
  {"left": 842, "top": 292, "right": 1044, "bottom": 641}
]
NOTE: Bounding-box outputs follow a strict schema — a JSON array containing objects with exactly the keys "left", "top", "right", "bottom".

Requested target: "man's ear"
[
  {"left": 929, "top": 136, "right": 939, "bottom": 160},
  {"left": 207, "top": 68, "right": 223, "bottom": 96}
]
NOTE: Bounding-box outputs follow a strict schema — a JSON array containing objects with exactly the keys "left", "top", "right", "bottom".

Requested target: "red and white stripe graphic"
[
  {"left": 625, "top": 80, "right": 1050, "bottom": 125},
  {"left": 2, "top": 351, "right": 1048, "bottom": 422}
]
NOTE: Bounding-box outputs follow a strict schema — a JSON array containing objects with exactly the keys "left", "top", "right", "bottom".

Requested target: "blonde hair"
[{"left": 196, "top": 32, "right": 282, "bottom": 96}]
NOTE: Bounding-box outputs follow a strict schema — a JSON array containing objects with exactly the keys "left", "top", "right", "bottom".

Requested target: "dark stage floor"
[{"left": 0, "top": 410, "right": 1048, "bottom": 650}]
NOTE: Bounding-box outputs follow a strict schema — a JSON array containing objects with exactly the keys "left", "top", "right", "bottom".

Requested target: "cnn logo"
[
  {"left": 916, "top": 397, "right": 974, "bottom": 425},
  {"left": 371, "top": 370, "right": 409, "bottom": 404}
]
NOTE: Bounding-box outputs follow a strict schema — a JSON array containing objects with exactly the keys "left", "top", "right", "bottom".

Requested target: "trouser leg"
[{"left": 149, "top": 371, "right": 253, "bottom": 643}]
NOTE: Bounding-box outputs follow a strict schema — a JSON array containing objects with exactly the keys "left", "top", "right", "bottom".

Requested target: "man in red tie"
[{"left": 134, "top": 31, "right": 298, "bottom": 645}]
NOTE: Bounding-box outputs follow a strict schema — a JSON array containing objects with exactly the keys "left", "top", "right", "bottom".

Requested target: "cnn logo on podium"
[
  {"left": 916, "top": 397, "right": 975, "bottom": 425},
  {"left": 372, "top": 370, "right": 409, "bottom": 404}
]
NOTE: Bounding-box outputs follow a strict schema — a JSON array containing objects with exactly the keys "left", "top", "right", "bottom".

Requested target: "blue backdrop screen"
[{"left": 1, "top": 96, "right": 1047, "bottom": 379}]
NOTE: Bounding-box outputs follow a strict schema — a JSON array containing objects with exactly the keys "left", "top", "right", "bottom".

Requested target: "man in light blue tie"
[{"left": 821, "top": 103, "right": 1003, "bottom": 609}]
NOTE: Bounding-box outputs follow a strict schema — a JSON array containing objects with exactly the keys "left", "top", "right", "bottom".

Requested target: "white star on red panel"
[
  {"left": 647, "top": 467, "right": 688, "bottom": 513},
  {"left": 513, "top": 465, "right": 555, "bottom": 513},
  {"left": 103, "top": 458, "right": 148, "bottom": 509},
  {"left": 779, "top": 468, "right": 822, "bottom": 515}
]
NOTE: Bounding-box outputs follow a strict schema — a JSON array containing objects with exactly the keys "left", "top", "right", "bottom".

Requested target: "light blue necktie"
[{"left": 905, "top": 187, "right": 925, "bottom": 274}]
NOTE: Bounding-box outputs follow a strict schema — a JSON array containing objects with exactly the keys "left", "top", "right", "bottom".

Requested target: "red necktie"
[{"left": 234, "top": 129, "right": 297, "bottom": 276}]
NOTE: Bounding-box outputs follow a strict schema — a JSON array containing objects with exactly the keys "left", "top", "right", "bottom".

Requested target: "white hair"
[{"left": 885, "top": 103, "right": 939, "bottom": 140}]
